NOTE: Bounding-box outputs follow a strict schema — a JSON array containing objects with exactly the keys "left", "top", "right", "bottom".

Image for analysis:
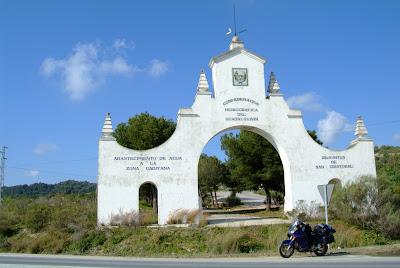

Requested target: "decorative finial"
[
  {"left": 350, "top": 116, "right": 369, "bottom": 146},
  {"left": 268, "top": 72, "right": 280, "bottom": 94},
  {"left": 101, "top": 112, "right": 116, "bottom": 140},
  {"left": 227, "top": 4, "right": 246, "bottom": 50},
  {"left": 229, "top": 35, "right": 244, "bottom": 50},
  {"left": 354, "top": 116, "right": 368, "bottom": 139},
  {"left": 197, "top": 70, "right": 209, "bottom": 93}
]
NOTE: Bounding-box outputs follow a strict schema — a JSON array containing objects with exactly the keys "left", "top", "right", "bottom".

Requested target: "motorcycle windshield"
[{"left": 288, "top": 221, "right": 299, "bottom": 233}]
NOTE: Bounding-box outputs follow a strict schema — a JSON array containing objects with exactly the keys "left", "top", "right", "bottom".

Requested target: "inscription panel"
[
  {"left": 222, "top": 98, "right": 259, "bottom": 122},
  {"left": 315, "top": 155, "right": 354, "bottom": 170},
  {"left": 113, "top": 156, "right": 183, "bottom": 171}
]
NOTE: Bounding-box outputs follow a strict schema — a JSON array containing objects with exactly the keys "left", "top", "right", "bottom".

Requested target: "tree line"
[{"left": 3, "top": 180, "right": 96, "bottom": 197}]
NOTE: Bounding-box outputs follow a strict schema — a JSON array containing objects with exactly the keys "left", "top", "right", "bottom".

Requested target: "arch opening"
[
  {"left": 198, "top": 126, "right": 287, "bottom": 212},
  {"left": 139, "top": 182, "right": 158, "bottom": 225}
]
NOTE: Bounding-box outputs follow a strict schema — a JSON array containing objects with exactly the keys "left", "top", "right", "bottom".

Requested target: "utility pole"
[{"left": 0, "top": 146, "right": 7, "bottom": 205}]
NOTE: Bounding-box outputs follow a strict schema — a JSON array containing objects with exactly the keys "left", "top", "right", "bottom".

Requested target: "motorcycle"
[{"left": 279, "top": 219, "right": 336, "bottom": 258}]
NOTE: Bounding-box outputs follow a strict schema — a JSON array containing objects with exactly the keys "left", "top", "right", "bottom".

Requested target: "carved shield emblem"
[{"left": 232, "top": 68, "right": 248, "bottom": 86}]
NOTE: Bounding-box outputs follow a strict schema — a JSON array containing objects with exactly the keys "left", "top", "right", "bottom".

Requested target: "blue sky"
[{"left": 1, "top": 0, "right": 399, "bottom": 186}]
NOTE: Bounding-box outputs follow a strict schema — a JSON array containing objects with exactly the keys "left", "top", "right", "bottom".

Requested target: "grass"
[
  {"left": 242, "top": 208, "right": 287, "bottom": 219},
  {"left": 139, "top": 201, "right": 158, "bottom": 225},
  {"left": 0, "top": 194, "right": 394, "bottom": 257}
]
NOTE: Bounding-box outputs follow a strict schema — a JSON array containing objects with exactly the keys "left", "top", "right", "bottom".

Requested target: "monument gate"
[{"left": 97, "top": 36, "right": 376, "bottom": 225}]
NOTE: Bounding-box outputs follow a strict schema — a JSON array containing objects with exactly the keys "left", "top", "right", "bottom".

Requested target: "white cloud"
[
  {"left": 287, "top": 92, "right": 324, "bottom": 112},
  {"left": 40, "top": 40, "right": 139, "bottom": 101},
  {"left": 41, "top": 58, "right": 63, "bottom": 76},
  {"left": 393, "top": 133, "right": 400, "bottom": 143},
  {"left": 34, "top": 142, "right": 58, "bottom": 155},
  {"left": 100, "top": 56, "right": 140, "bottom": 75},
  {"left": 112, "top": 39, "right": 134, "bottom": 50},
  {"left": 27, "top": 170, "right": 40, "bottom": 177},
  {"left": 317, "top": 111, "right": 352, "bottom": 145},
  {"left": 148, "top": 59, "right": 169, "bottom": 78},
  {"left": 113, "top": 39, "right": 127, "bottom": 50}
]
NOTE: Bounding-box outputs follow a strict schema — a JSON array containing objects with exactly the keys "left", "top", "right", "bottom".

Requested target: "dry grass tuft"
[
  {"left": 167, "top": 209, "right": 204, "bottom": 225},
  {"left": 109, "top": 209, "right": 140, "bottom": 227}
]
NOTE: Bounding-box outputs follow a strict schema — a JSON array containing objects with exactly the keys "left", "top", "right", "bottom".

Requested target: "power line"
[
  {"left": 0, "top": 146, "right": 7, "bottom": 205},
  {"left": 10, "top": 157, "right": 97, "bottom": 167},
  {"left": 7, "top": 165, "right": 94, "bottom": 178},
  {"left": 368, "top": 119, "right": 400, "bottom": 127}
]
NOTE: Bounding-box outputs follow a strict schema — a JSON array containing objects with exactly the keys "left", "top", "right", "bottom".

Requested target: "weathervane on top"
[{"left": 226, "top": 5, "right": 247, "bottom": 38}]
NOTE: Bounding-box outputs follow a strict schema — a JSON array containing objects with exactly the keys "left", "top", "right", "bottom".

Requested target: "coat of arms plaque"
[{"left": 232, "top": 68, "right": 248, "bottom": 86}]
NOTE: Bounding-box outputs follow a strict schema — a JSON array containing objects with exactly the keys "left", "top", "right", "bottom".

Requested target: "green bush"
[
  {"left": 270, "top": 190, "right": 284, "bottom": 205},
  {"left": 109, "top": 228, "right": 132, "bottom": 245},
  {"left": 330, "top": 176, "right": 400, "bottom": 239},
  {"left": 24, "top": 204, "right": 51, "bottom": 232},
  {"left": 68, "top": 231, "right": 107, "bottom": 253},
  {"left": 0, "top": 234, "right": 10, "bottom": 251},
  {"left": 0, "top": 213, "right": 18, "bottom": 237},
  {"left": 29, "top": 231, "right": 69, "bottom": 254},
  {"left": 225, "top": 194, "right": 242, "bottom": 207},
  {"left": 329, "top": 176, "right": 377, "bottom": 229},
  {"left": 236, "top": 234, "right": 264, "bottom": 253}
]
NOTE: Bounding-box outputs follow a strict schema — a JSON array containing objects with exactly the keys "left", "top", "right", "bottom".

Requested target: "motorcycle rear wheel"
[
  {"left": 314, "top": 243, "right": 328, "bottom": 256},
  {"left": 279, "top": 244, "right": 294, "bottom": 258}
]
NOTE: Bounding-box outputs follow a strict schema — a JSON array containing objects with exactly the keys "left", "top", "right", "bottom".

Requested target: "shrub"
[
  {"left": 24, "top": 204, "right": 51, "bottom": 232},
  {"left": 0, "top": 212, "right": 18, "bottom": 237},
  {"left": 236, "top": 234, "right": 264, "bottom": 253},
  {"left": 109, "top": 228, "right": 132, "bottom": 245},
  {"left": 225, "top": 194, "right": 242, "bottom": 207},
  {"left": 0, "top": 234, "right": 10, "bottom": 251},
  {"left": 289, "top": 200, "right": 322, "bottom": 220},
  {"left": 29, "top": 231, "right": 69, "bottom": 254},
  {"left": 330, "top": 176, "right": 378, "bottom": 229},
  {"left": 330, "top": 175, "right": 400, "bottom": 239},
  {"left": 68, "top": 231, "right": 107, "bottom": 253},
  {"left": 375, "top": 178, "right": 400, "bottom": 238},
  {"left": 270, "top": 190, "right": 284, "bottom": 205}
]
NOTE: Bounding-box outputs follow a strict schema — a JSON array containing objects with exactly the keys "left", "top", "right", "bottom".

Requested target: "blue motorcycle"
[{"left": 279, "top": 219, "right": 336, "bottom": 258}]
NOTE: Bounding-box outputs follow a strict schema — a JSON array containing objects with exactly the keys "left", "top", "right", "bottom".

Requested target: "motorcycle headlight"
[{"left": 289, "top": 226, "right": 298, "bottom": 234}]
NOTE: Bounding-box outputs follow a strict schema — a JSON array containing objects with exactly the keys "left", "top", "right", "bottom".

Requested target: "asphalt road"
[{"left": 0, "top": 254, "right": 400, "bottom": 268}]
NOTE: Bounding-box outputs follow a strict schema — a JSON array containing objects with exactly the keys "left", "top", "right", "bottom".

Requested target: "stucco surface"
[{"left": 97, "top": 40, "right": 376, "bottom": 225}]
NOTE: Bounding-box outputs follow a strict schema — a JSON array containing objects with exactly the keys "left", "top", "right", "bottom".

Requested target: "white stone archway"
[
  {"left": 197, "top": 125, "right": 291, "bottom": 211},
  {"left": 97, "top": 36, "right": 376, "bottom": 225}
]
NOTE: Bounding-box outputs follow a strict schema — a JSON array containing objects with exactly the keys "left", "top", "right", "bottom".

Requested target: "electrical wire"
[
  {"left": 10, "top": 157, "right": 97, "bottom": 167},
  {"left": 368, "top": 120, "right": 400, "bottom": 127},
  {"left": 7, "top": 166, "right": 94, "bottom": 178}
]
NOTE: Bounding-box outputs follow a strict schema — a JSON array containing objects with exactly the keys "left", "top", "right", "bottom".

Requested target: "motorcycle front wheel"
[
  {"left": 314, "top": 243, "right": 328, "bottom": 256},
  {"left": 279, "top": 243, "right": 294, "bottom": 258}
]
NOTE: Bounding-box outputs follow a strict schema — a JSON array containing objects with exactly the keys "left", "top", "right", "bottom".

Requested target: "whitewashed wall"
[{"left": 97, "top": 41, "right": 376, "bottom": 225}]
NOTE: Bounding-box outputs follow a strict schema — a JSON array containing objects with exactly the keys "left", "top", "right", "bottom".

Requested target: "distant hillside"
[
  {"left": 375, "top": 145, "right": 400, "bottom": 156},
  {"left": 2, "top": 180, "right": 96, "bottom": 197}
]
